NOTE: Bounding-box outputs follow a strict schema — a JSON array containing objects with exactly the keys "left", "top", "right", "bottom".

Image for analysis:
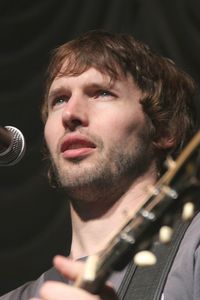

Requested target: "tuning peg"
[
  {"left": 134, "top": 250, "right": 157, "bottom": 267},
  {"left": 82, "top": 255, "right": 99, "bottom": 282},
  {"left": 161, "top": 185, "right": 178, "bottom": 199},
  {"left": 159, "top": 225, "right": 173, "bottom": 244},
  {"left": 146, "top": 184, "right": 159, "bottom": 196},
  {"left": 164, "top": 156, "right": 176, "bottom": 169},
  {"left": 182, "top": 202, "right": 195, "bottom": 221}
]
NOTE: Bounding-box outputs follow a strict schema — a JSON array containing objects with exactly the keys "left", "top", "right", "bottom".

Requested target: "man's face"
[{"left": 44, "top": 67, "right": 155, "bottom": 200}]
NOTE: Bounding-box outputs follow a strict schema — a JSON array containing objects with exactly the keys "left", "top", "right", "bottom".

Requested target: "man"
[{"left": 1, "top": 30, "right": 199, "bottom": 299}]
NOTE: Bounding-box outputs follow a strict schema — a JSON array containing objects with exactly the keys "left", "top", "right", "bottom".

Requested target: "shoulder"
[
  {"left": 163, "top": 212, "right": 200, "bottom": 300},
  {"left": 0, "top": 267, "right": 67, "bottom": 300}
]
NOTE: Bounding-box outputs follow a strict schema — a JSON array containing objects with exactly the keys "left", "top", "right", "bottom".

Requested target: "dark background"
[{"left": 0, "top": 0, "right": 200, "bottom": 295}]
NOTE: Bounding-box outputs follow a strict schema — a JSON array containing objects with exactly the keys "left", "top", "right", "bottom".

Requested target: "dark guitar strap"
[{"left": 117, "top": 219, "right": 190, "bottom": 300}]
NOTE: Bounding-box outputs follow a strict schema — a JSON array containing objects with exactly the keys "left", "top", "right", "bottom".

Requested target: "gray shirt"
[
  {"left": 163, "top": 212, "right": 200, "bottom": 300},
  {"left": 1, "top": 212, "right": 200, "bottom": 300}
]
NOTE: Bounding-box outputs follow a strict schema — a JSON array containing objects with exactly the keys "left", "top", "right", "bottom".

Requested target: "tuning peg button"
[
  {"left": 134, "top": 250, "right": 157, "bottom": 267},
  {"left": 182, "top": 202, "right": 195, "bottom": 221},
  {"left": 159, "top": 226, "right": 173, "bottom": 244}
]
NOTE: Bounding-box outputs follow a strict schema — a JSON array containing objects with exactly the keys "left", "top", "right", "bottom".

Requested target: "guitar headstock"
[{"left": 132, "top": 130, "right": 200, "bottom": 266}]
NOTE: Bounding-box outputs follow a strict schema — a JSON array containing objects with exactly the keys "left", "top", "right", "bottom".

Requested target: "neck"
[{"left": 69, "top": 167, "right": 157, "bottom": 260}]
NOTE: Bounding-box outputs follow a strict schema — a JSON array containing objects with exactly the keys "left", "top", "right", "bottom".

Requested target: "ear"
[{"left": 153, "top": 134, "right": 175, "bottom": 150}]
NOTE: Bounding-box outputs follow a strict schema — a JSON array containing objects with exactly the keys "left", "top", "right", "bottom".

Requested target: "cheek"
[
  {"left": 44, "top": 118, "right": 60, "bottom": 153},
  {"left": 96, "top": 111, "right": 146, "bottom": 145}
]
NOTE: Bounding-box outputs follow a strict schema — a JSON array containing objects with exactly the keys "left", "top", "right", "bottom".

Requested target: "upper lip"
[{"left": 60, "top": 134, "right": 96, "bottom": 152}]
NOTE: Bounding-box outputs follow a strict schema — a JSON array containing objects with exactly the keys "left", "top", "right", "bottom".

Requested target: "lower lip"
[{"left": 62, "top": 147, "right": 95, "bottom": 159}]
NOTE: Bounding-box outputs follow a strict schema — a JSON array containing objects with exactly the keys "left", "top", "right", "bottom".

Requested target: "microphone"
[{"left": 0, "top": 126, "right": 26, "bottom": 166}]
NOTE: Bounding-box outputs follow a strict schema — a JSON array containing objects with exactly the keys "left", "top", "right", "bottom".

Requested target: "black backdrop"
[{"left": 0, "top": 0, "right": 200, "bottom": 295}]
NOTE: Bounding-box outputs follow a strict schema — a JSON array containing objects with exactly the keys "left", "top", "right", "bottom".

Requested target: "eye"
[
  {"left": 51, "top": 95, "right": 68, "bottom": 108},
  {"left": 100, "top": 90, "right": 111, "bottom": 96},
  {"left": 95, "top": 90, "right": 113, "bottom": 99}
]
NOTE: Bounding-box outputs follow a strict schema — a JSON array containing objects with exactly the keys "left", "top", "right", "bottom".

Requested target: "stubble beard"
[{"left": 48, "top": 128, "right": 154, "bottom": 206}]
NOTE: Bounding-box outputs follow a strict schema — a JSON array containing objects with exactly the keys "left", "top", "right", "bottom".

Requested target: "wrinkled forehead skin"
[{"left": 42, "top": 54, "right": 135, "bottom": 122}]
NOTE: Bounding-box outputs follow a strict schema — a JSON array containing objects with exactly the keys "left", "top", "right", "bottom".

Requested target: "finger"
[
  {"left": 39, "top": 281, "right": 100, "bottom": 300},
  {"left": 53, "top": 256, "right": 118, "bottom": 299},
  {"left": 53, "top": 255, "right": 84, "bottom": 281}
]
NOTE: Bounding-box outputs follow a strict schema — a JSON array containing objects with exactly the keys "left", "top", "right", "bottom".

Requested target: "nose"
[{"left": 62, "top": 96, "right": 89, "bottom": 131}]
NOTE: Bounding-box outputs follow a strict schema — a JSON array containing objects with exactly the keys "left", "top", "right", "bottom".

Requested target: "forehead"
[
  {"left": 47, "top": 67, "right": 143, "bottom": 110},
  {"left": 48, "top": 52, "right": 128, "bottom": 88},
  {"left": 42, "top": 66, "right": 143, "bottom": 122},
  {"left": 49, "top": 67, "right": 119, "bottom": 92}
]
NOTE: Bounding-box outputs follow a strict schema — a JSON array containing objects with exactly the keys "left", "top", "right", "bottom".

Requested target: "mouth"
[{"left": 60, "top": 136, "right": 96, "bottom": 159}]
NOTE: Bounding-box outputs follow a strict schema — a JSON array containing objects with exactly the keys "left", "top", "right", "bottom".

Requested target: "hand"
[{"left": 30, "top": 255, "right": 118, "bottom": 300}]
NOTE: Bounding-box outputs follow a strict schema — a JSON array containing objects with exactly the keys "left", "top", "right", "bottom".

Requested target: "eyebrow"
[
  {"left": 48, "top": 87, "right": 67, "bottom": 101},
  {"left": 48, "top": 80, "right": 115, "bottom": 96},
  {"left": 84, "top": 81, "right": 115, "bottom": 91}
]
